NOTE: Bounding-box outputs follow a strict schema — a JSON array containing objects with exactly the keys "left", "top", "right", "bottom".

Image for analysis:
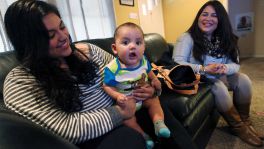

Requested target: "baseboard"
[{"left": 240, "top": 54, "right": 264, "bottom": 58}]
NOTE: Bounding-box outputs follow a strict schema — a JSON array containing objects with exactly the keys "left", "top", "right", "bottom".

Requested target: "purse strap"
[{"left": 151, "top": 63, "right": 178, "bottom": 86}]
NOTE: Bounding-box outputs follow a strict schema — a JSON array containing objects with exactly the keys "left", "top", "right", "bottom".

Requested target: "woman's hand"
[
  {"left": 215, "top": 64, "right": 227, "bottom": 74},
  {"left": 132, "top": 83, "right": 155, "bottom": 101},
  {"left": 115, "top": 96, "right": 136, "bottom": 120},
  {"left": 116, "top": 94, "right": 128, "bottom": 104},
  {"left": 205, "top": 63, "right": 227, "bottom": 74}
]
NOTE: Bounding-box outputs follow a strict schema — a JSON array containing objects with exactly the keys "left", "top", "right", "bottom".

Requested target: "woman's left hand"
[
  {"left": 214, "top": 64, "right": 228, "bottom": 74},
  {"left": 205, "top": 63, "right": 227, "bottom": 74},
  {"left": 132, "top": 83, "right": 155, "bottom": 101}
]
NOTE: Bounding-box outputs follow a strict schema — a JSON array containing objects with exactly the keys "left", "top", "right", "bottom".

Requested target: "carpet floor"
[{"left": 206, "top": 57, "right": 264, "bottom": 149}]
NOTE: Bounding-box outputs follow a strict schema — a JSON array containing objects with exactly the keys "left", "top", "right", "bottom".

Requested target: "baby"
[{"left": 103, "top": 22, "right": 170, "bottom": 149}]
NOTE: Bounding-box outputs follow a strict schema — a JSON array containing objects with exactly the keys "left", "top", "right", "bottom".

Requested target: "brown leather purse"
[{"left": 151, "top": 63, "right": 200, "bottom": 95}]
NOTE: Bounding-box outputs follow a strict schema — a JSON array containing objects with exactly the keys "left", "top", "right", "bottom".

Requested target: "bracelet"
[{"left": 199, "top": 65, "right": 206, "bottom": 75}]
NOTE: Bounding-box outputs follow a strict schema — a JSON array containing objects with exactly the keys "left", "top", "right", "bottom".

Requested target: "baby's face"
[{"left": 113, "top": 26, "right": 145, "bottom": 68}]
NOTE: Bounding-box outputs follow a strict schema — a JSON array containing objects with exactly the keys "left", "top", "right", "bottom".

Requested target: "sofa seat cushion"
[{"left": 160, "top": 83, "right": 213, "bottom": 120}]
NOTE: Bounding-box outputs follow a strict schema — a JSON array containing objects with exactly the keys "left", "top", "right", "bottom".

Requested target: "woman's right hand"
[{"left": 115, "top": 96, "right": 136, "bottom": 120}]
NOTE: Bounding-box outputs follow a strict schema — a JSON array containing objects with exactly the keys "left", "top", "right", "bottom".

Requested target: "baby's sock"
[
  {"left": 143, "top": 133, "right": 154, "bottom": 149},
  {"left": 154, "top": 120, "right": 171, "bottom": 138}
]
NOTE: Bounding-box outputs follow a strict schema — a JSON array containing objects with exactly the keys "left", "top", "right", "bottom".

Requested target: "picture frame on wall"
[
  {"left": 235, "top": 12, "right": 254, "bottom": 33},
  {"left": 119, "top": 0, "right": 134, "bottom": 7}
]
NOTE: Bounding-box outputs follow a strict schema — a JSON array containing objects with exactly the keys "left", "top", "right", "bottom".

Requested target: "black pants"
[{"left": 77, "top": 126, "right": 145, "bottom": 149}]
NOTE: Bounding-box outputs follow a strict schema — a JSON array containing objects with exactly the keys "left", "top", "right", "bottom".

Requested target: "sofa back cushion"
[
  {"left": 0, "top": 51, "right": 18, "bottom": 111},
  {"left": 144, "top": 33, "right": 173, "bottom": 65},
  {"left": 0, "top": 51, "right": 18, "bottom": 97},
  {"left": 80, "top": 37, "right": 115, "bottom": 56},
  {"left": 78, "top": 33, "right": 173, "bottom": 65}
]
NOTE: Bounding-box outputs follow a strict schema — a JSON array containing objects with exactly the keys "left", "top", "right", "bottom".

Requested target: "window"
[
  {"left": 0, "top": 0, "right": 116, "bottom": 52},
  {"left": 49, "top": 0, "right": 116, "bottom": 41},
  {"left": 0, "top": 0, "right": 15, "bottom": 52}
]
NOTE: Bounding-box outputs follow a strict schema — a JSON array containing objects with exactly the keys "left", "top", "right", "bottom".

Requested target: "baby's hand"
[
  {"left": 116, "top": 94, "right": 128, "bottom": 104},
  {"left": 151, "top": 78, "right": 161, "bottom": 90}
]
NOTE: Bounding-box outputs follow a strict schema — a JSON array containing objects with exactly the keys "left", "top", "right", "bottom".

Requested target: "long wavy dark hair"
[
  {"left": 4, "top": 0, "right": 97, "bottom": 112},
  {"left": 188, "top": 1, "right": 239, "bottom": 63}
]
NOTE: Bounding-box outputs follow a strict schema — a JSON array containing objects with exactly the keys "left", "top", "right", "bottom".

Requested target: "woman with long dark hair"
[
  {"left": 172, "top": 1, "right": 263, "bottom": 147},
  {"left": 3, "top": 0, "right": 155, "bottom": 148}
]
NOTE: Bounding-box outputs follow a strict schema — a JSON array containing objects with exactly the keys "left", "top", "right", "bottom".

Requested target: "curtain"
[
  {"left": 0, "top": 0, "right": 116, "bottom": 52},
  {"left": 0, "top": 0, "right": 15, "bottom": 52},
  {"left": 46, "top": 0, "right": 116, "bottom": 41}
]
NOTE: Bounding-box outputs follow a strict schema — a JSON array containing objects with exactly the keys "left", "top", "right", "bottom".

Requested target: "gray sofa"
[{"left": 0, "top": 33, "right": 219, "bottom": 149}]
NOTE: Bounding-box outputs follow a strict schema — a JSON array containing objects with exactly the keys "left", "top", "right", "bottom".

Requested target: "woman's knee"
[
  {"left": 234, "top": 73, "right": 252, "bottom": 103},
  {"left": 238, "top": 73, "right": 252, "bottom": 88},
  {"left": 212, "top": 80, "right": 228, "bottom": 93}
]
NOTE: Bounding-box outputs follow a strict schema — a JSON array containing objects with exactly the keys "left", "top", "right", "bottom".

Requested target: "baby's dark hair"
[{"left": 113, "top": 22, "right": 144, "bottom": 42}]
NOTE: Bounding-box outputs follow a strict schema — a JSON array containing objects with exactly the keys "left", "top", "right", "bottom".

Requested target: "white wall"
[
  {"left": 138, "top": 0, "right": 165, "bottom": 37},
  {"left": 227, "top": 0, "right": 256, "bottom": 57},
  {"left": 254, "top": 0, "right": 264, "bottom": 57}
]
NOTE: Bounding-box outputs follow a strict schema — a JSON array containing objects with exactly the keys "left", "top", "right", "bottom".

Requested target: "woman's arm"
[
  {"left": 224, "top": 58, "right": 240, "bottom": 75},
  {"left": 3, "top": 67, "right": 129, "bottom": 144},
  {"left": 172, "top": 33, "right": 201, "bottom": 73}
]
